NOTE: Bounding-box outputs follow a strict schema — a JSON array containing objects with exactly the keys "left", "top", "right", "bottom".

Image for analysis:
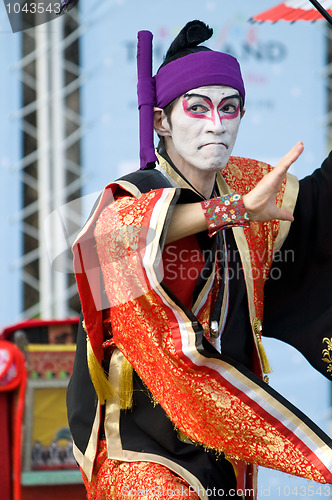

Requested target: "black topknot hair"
[{"left": 159, "top": 20, "right": 213, "bottom": 70}]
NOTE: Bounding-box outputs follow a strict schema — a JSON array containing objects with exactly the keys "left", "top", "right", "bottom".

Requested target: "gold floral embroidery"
[
  {"left": 82, "top": 440, "right": 200, "bottom": 499},
  {"left": 222, "top": 157, "right": 286, "bottom": 323},
  {"left": 322, "top": 337, "right": 332, "bottom": 374}
]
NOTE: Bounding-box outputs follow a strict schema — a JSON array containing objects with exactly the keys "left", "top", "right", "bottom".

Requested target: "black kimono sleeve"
[{"left": 263, "top": 151, "right": 332, "bottom": 379}]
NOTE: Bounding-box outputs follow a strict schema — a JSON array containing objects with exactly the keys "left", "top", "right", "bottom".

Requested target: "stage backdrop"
[
  {"left": 79, "top": 0, "right": 327, "bottom": 196},
  {"left": 0, "top": 11, "right": 21, "bottom": 327}
]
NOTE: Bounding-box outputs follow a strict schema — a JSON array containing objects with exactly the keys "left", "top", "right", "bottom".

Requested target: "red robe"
[{"left": 70, "top": 154, "right": 332, "bottom": 496}]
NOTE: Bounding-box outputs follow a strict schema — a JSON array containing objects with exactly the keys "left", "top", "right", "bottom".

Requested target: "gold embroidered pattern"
[
  {"left": 110, "top": 295, "right": 326, "bottom": 483},
  {"left": 222, "top": 157, "right": 287, "bottom": 323},
  {"left": 82, "top": 440, "right": 200, "bottom": 499},
  {"left": 322, "top": 337, "right": 332, "bottom": 374},
  {"left": 94, "top": 191, "right": 158, "bottom": 308}
]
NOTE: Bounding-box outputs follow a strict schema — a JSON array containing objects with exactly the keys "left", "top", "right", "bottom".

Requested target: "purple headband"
[{"left": 137, "top": 30, "right": 245, "bottom": 170}]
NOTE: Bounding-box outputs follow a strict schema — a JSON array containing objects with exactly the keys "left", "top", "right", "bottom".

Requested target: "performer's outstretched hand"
[
  {"left": 243, "top": 141, "right": 304, "bottom": 223},
  {"left": 165, "top": 141, "right": 304, "bottom": 244}
]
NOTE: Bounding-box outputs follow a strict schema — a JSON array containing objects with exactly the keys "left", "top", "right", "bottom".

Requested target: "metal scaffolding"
[{"left": 13, "top": 9, "right": 84, "bottom": 319}]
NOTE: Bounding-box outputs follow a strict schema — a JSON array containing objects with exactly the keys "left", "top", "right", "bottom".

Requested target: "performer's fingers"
[{"left": 275, "top": 141, "right": 304, "bottom": 176}]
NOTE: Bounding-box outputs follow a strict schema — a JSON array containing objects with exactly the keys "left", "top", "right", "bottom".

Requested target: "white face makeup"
[{"left": 164, "top": 85, "right": 242, "bottom": 176}]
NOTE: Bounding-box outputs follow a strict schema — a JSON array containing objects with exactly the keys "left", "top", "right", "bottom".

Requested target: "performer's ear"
[
  {"left": 154, "top": 107, "right": 172, "bottom": 137},
  {"left": 241, "top": 108, "right": 246, "bottom": 119}
]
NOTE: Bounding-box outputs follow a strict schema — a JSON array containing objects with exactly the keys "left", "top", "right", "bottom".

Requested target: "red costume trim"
[{"left": 81, "top": 440, "right": 200, "bottom": 500}]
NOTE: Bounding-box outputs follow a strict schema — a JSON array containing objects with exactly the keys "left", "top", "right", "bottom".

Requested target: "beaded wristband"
[{"left": 201, "top": 193, "right": 250, "bottom": 237}]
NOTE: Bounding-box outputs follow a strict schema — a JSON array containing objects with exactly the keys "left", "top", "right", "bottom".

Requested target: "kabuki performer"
[{"left": 67, "top": 20, "right": 332, "bottom": 499}]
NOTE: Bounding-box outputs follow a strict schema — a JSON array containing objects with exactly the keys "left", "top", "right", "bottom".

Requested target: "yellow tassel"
[
  {"left": 119, "top": 356, "right": 134, "bottom": 410},
  {"left": 86, "top": 338, "right": 116, "bottom": 404},
  {"left": 257, "top": 338, "right": 273, "bottom": 374},
  {"left": 253, "top": 318, "right": 272, "bottom": 374}
]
